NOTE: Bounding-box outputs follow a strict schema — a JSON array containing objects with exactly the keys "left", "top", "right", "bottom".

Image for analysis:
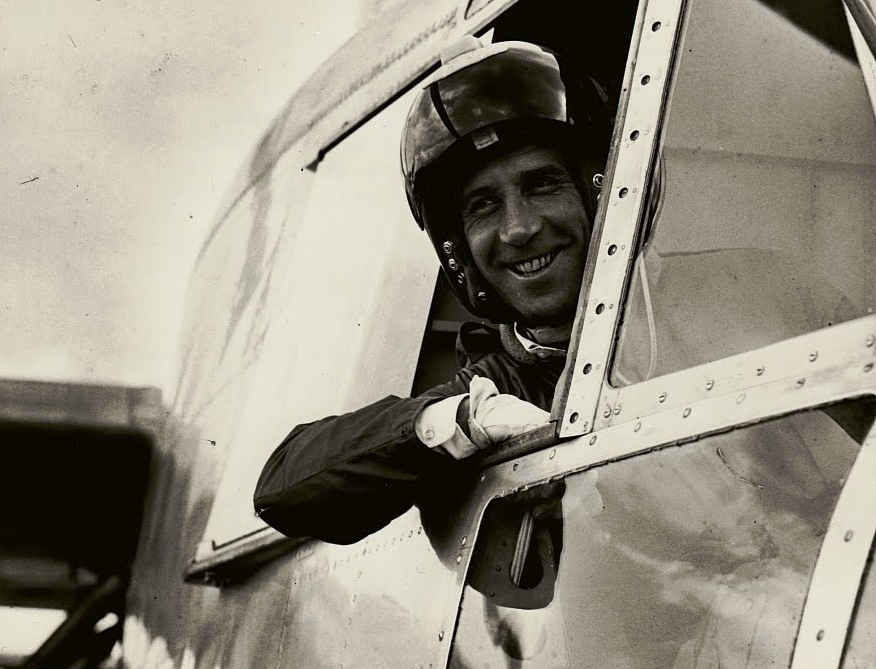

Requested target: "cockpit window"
[
  {"left": 610, "top": 0, "right": 876, "bottom": 386},
  {"left": 450, "top": 400, "right": 874, "bottom": 667}
]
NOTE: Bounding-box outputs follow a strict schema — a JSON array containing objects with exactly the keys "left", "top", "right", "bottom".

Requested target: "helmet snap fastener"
[
  {"left": 442, "top": 241, "right": 454, "bottom": 254},
  {"left": 448, "top": 259, "right": 458, "bottom": 271}
]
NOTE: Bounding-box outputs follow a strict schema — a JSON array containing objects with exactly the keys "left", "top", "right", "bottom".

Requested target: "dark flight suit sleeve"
[{"left": 253, "top": 369, "right": 478, "bottom": 545}]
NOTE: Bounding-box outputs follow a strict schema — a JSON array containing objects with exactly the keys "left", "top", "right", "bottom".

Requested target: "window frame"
[{"left": 184, "top": 0, "right": 526, "bottom": 585}]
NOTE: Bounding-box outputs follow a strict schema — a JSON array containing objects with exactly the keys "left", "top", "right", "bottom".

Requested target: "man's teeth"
[{"left": 514, "top": 252, "right": 554, "bottom": 274}]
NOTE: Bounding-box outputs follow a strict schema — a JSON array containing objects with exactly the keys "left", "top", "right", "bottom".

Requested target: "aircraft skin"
[{"left": 119, "top": 0, "right": 876, "bottom": 667}]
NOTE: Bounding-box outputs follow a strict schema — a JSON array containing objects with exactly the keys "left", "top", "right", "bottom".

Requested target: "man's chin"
[{"left": 516, "top": 303, "right": 578, "bottom": 330}]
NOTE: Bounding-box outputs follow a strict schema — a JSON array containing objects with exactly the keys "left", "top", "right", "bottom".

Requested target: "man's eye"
[
  {"left": 528, "top": 176, "right": 565, "bottom": 194},
  {"left": 463, "top": 197, "right": 498, "bottom": 217}
]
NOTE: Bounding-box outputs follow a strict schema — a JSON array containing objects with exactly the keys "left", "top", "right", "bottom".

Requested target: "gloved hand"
[{"left": 467, "top": 375, "right": 550, "bottom": 449}]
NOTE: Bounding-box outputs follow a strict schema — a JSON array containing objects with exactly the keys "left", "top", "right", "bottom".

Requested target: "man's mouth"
[{"left": 509, "top": 251, "right": 557, "bottom": 277}]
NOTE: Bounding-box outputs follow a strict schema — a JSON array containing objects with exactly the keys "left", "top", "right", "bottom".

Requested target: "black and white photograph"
[{"left": 2, "top": 0, "right": 875, "bottom": 667}]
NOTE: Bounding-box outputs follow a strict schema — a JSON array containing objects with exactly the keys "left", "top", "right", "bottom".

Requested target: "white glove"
[{"left": 468, "top": 375, "right": 550, "bottom": 449}]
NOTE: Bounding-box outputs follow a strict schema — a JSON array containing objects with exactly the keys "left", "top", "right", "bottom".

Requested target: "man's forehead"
[{"left": 461, "top": 142, "right": 569, "bottom": 192}]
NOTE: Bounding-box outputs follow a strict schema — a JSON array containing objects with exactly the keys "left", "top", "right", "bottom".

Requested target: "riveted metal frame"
[
  {"left": 791, "top": 434, "right": 876, "bottom": 668},
  {"left": 442, "top": 314, "right": 876, "bottom": 668},
  {"left": 556, "top": 0, "right": 687, "bottom": 437}
]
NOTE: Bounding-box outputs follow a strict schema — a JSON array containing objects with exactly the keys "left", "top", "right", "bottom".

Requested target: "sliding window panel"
[
  {"left": 611, "top": 0, "right": 876, "bottom": 386},
  {"left": 450, "top": 400, "right": 873, "bottom": 668}
]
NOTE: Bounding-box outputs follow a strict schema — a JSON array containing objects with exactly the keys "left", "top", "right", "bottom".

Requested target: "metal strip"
[
  {"left": 791, "top": 432, "right": 876, "bottom": 669},
  {"left": 846, "top": 1, "right": 876, "bottom": 119},
  {"left": 558, "top": 0, "right": 687, "bottom": 437},
  {"left": 594, "top": 315, "right": 876, "bottom": 432}
]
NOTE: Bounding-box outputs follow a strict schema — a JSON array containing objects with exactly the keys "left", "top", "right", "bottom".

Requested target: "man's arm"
[
  {"left": 253, "top": 354, "right": 557, "bottom": 544},
  {"left": 253, "top": 388, "right": 464, "bottom": 545}
]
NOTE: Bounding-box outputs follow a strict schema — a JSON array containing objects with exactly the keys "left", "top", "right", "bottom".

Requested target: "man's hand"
[{"left": 466, "top": 375, "right": 550, "bottom": 449}]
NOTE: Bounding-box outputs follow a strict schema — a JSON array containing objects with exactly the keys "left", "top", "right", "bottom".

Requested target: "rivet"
[
  {"left": 844, "top": 530, "right": 854, "bottom": 542},
  {"left": 583, "top": 363, "right": 593, "bottom": 374},
  {"left": 461, "top": 536, "right": 467, "bottom": 547},
  {"left": 736, "top": 393, "right": 746, "bottom": 404},
  {"left": 480, "top": 474, "right": 486, "bottom": 482},
  {"left": 442, "top": 241, "right": 453, "bottom": 254},
  {"left": 448, "top": 258, "right": 458, "bottom": 271},
  {"left": 589, "top": 435, "right": 597, "bottom": 445},
  {"left": 512, "top": 463, "right": 518, "bottom": 471},
  {"left": 865, "top": 363, "right": 874, "bottom": 373},
  {"left": 570, "top": 412, "right": 579, "bottom": 423},
  {"left": 809, "top": 351, "right": 818, "bottom": 362},
  {"left": 614, "top": 405, "right": 622, "bottom": 416},
  {"left": 618, "top": 187, "right": 629, "bottom": 198},
  {"left": 438, "top": 631, "right": 445, "bottom": 641},
  {"left": 489, "top": 591, "right": 495, "bottom": 597},
  {"left": 683, "top": 408, "right": 691, "bottom": 418},
  {"left": 867, "top": 335, "right": 875, "bottom": 347},
  {"left": 652, "top": 20, "right": 662, "bottom": 31},
  {"left": 592, "top": 173, "right": 604, "bottom": 188},
  {"left": 706, "top": 379, "right": 714, "bottom": 390},
  {"left": 603, "top": 407, "right": 611, "bottom": 418},
  {"left": 756, "top": 366, "right": 765, "bottom": 376},
  {"left": 629, "top": 130, "right": 640, "bottom": 141},
  {"left": 457, "top": 271, "right": 465, "bottom": 284},
  {"left": 456, "top": 554, "right": 462, "bottom": 564},
  {"left": 596, "top": 303, "right": 606, "bottom": 314},
  {"left": 607, "top": 244, "right": 618, "bottom": 255},
  {"left": 816, "top": 630, "right": 825, "bottom": 641},
  {"left": 634, "top": 421, "right": 642, "bottom": 432},
  {"left": 476, "top": 291, "right": 487, "bottom": 302},
  {"left": 796, "top": 378, "right": 806, "bottom": 388},
  {"left": 641, "top": 74, "right": 651, "bottom": 85},
  {"left": 658, "top": 392, "right": 667, "bottom": 403},
  {"left": 549, "top": 449, "right": 556, "bottom": 459}
]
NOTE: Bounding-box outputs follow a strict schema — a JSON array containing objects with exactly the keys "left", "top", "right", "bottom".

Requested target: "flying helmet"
[{"left": 401, "top": 36, "right": 611, "bottom": 322}]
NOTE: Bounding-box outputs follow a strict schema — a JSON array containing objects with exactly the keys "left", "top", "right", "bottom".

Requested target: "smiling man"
[
  {"left": 254, "top": 38, "right": 610, "bottom": 544},
  {"left": 459, "top": 143, "right": 591, "bottom": 328}
]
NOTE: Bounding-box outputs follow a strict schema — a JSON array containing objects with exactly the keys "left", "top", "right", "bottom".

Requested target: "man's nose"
[{"left": 498, "top": 197, "right": 543, "bottom": 246}]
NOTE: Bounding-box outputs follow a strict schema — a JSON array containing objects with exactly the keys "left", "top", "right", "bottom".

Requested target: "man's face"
[{"left": 459, "top": 143, "right": 591, "bottom": 325}]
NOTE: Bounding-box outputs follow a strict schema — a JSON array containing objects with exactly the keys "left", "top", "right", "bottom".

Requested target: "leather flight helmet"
[{"left": 400, "top": 36, "right": 611, "bottom": 322}]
